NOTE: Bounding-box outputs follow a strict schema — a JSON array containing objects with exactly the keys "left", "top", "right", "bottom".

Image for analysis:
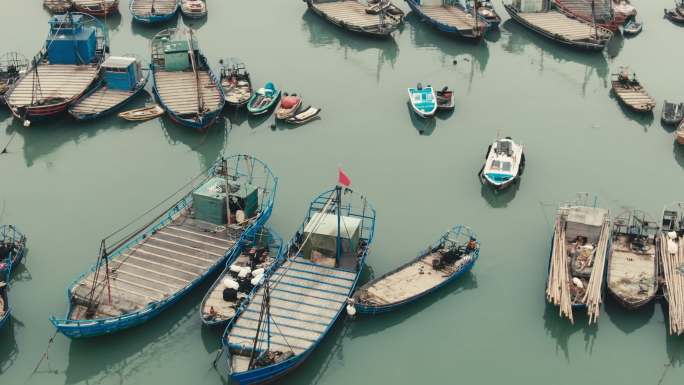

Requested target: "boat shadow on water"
[
  {"left": 661, "top": 302, "right": 684, "bottom": 368},
  {"left": 542, "top": 302, "right": 598, "bottom": 361},
  {"left": 603, "top": 296, "right": 655, "bottom": 334},
  {"left": 130, "top": 17, "right": 179, "bottom": 40},
  {"left": 609, "top": 92, "right": 655, "bottom": 131},
  {"left": 479, "top": 176, "right": 521, "bottom": 208},
  {"left": 180, "top": 13, "right": 208, "bottom": 30},
  {"left": 407, "top": 102, "right": 437, "bottom": 136},
  {"left": 0, "top": 316, "right": 20, "bottom": 375},
  {"left": 102, "top": 11, "right": 122, "bottom": 33},
  {"left": 672, "top": 141, "right": 684, "bottom": 170},
  {"left": 160, "top": 114, "right": 230, "bottom": 170}
]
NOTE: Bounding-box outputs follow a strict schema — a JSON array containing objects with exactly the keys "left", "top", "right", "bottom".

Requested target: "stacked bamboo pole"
[
  {"left": 660, "top": 232, "right": 684, "bottom": 335},
  {"left": 546, "top": 211, "right": 574, "bottom": 323},
  {"left": 583, "top": 219, "right": 610, "bottom": 324}
]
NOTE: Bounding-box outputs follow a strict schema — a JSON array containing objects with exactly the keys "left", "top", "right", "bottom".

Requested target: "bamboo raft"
[
  {"left": 44, "top": 0, "right": 73, "bottom": 13},
  {"left": 611, "top": 69, "right": 656, "bottom": 113},
  {"left": 547, "top": 201, "right": 610, "bottom": 324},
  {"left": 306, "top": 0, "right": 404, "bottom": 36},
  {"left": 658, "top": 204, "right": 684, "bottom": 335}
]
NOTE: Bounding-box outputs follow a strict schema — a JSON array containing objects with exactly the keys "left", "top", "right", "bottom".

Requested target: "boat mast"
[
  {"left": 591, "top": 0, "right": 598, "bottom": 39},
  {"left": 185, "top": 28, "right": 204, "bottom": 120},
  {"left": 248, "top": 280, "right": 270, "bottom": 370},
  {"left": 336, "top": 186, "right": 342, "bottom": 266}
]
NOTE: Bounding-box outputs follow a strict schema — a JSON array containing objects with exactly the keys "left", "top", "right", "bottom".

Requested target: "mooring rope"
[{"left": 30, "top": 330, "right": 59, "bottom": 376}]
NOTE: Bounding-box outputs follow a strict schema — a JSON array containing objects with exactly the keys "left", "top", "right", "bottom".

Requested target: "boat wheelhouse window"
[
  {"left": 501, "top": 161, "right": 512, "bottom": 172},
  {"left": 491, "top": 160, "right": 501, "bottom": 170}
]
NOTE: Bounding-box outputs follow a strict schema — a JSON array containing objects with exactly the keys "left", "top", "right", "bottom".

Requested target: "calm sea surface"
[{"left": 1, "top": 1, "right": 683, "bottom": 384}]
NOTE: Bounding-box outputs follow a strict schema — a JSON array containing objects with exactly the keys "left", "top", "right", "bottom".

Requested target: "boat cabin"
[
  {"left": 662, "top": 210, "right": 684, "bottom": 235},
  {"left": 46, "top": 14, "right": 98, "bottom": 65},
  {"left": 302, "top": 212, "right": 361, "bottom": 271},
  {"left": 513, "top": 0, "right": 548, "bottom": 12},
  {"left": 101, "top": 56, "right": 143, "bottom": 91},
  {"left": 566, "top": 206, "right": 608, "bottom": 244},
  {"left": 192, "top": 177, "right": 259, "bottom": 225},
  {"left": 162, "top": 39, "right": 197, "bottom": 72}
]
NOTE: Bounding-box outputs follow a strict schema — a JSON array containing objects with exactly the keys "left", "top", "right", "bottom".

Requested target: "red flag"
[{"left": 338, "top": 168, "right": 351, "bottom": 187}]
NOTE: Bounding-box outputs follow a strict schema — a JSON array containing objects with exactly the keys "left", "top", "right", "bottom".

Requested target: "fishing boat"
[
  {"left": 44, "top": 0, "right": 73, "bottom": 13},
  {"left": 407, "top": 0, "right": 488, "bottom": 40},
  {"left": 611, "top": 67, "right": 656, "bottom": 113},
  {"left": 130, "top": 0, "right": 178, "bottom": 23},
  {"left": 662, "top": 101, "right": 684, "bottom": 126},
  {"left": 657, "top": 203, "right": 684, "bottom": 335},
  {"left": 554, "top": 0, "right": 628, "bottom": 32},
  {"left": 676, "top": 122, "right": 684, "bottom": 145},
  {"left": 0, "top": 226, "right": 27, "bottom": 281},
  {"left": 72, "top": 0, "right": 119, "bottom": 16},
  {"left": 221, "top": 185, "right": 376, "bottom": 384},
  {"left": 247, "top": 82, "right": 280, "bottom": 116},
  {"left": 305, "top": 0, "right": 404, "bottom": 36},
  {"left": 3, "top": 13, "right": 108, "bottom": 126},
  {"left": 151, "top": 28, "right": 225, "bottom": 130},
  {"left": 0, "top": 53, "right": 28, "bottom": 104},
  {"left": 436, "top": 86, "right": 455, "bottom": 110},
  {"left": 350, "top": 225, "right": 479, "bottom": 315},
  {"left": 181, "top": 0, "right": 207, "bottom": 18},
  {"left": 622, "top": 15, "right": 642, "bottom": 35},
  {"left": 220, "top": 60, "right": 252, "bottom": 108},
  {"left": 200, "top": 228, "right": 283, "bottom": 327},
  {"left": 664, "top": 1, "right": 684, "bottom": 24},
  {"left": 607, "top": 210, "right": 659, "bottom": 309},
  {"left": 479, "top": 137, "right": 525, "bottom": 190},
  {"left": 275, "top": 94, "right": 302, "bottom": 120},
  {"left": 504, "top": 0, "right": 613, "bottom": 51},
  {"left": 546, "top": 195, "right": 611, "bottom": 324},
  {"left": 286, "top": 106, "right": 321, "bottom": 125},
  {"left": 49, "top": 155, "right": 277, "bottom": 338},
  {"left": 118, "top": 104, "right": 164, "bottom": 121},
  {"left": 69, "top": 56, "right": 149, "bottom": 121},
  {"left": 0, "top": 281, "right": 8, "bottom": 330},
  {"left": 408, "top": 83, "right": 437, "bottom": 118},
  {"left": 466, "top": 0, "right": 502, "bottom": 29}
]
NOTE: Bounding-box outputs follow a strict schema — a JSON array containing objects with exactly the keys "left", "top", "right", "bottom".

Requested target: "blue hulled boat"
[
  {"left": 406, "top": 0, "right": 488, "bottom": 40},
  {"left": 408, "top": 83, "right": 437, "bottom": 118},
  {"left": 130, "top": 0, "right": 178, "bottom": 23},
  {"left": 200, "top": 228, "right": 284, "bottom": 327},
  {"left": 221, "top": 186, "right": 376, "bottom": 384},
  {"left": 0, "top": 225, "right": 27, "bottom": 280},
  {"left": 50, "top": 155, "right": 277, "bottom": 338},
  {"left": 351, "top": 225, "right": 479, "bottom": 315},
  {"left": 151, "top": 28, "right": 225, "bottom": 130}
]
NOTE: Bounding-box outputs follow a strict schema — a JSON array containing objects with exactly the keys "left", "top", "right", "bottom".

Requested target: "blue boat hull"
[
  {"left": 407, "top": 0, "right": 487, "bottom": 40},
  {"left": 0, "top": 310, "right": 9, "bottom": 330},
  {"left": 130, "top": 1, "right": 178, "bottom": 24}
]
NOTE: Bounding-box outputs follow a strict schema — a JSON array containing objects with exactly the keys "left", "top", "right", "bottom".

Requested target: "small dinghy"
[
  {"left": 69, "top": 56, "right": 149, "bottom": 121},
  {"left": 467, "top": 0, "right": 502, "bottom": 29},
  {"left": 675, "top": 122, "right": 684, "bottom": 145},
  {"left": 247, "top": 82, "right": 281, "bottom": 116},
  {"left": 286, "top": 106, "right": 321, "bottom": 125},
  {"left": 350, "top": 225, "right": 479, "bottom": 315},
  {"left": 479, "top": 137, "right": 525, "bottom": 190},
  {"left": 622, "top": 15, "right": 642, "bottom": 35},
  {"left": 72, "top": 0, "right": 119, "bottom": 16},
  {"left": 200, "top": 228, "right": 283, "bottom": 326},
  {"left": 665, "top": 1, "right": 684, "bottom": 24},
  {"left": 366, "top": 0, "right": 405, "bottom": 16},
  {"left": 44, "top": 0, "right": 73, "bottom": 13},
  {"left": 220, "top": 60, "right": 252, "bottom": 108},
  {"left": 436, "top": 86, "right": 455, "bottom": 111},
  {"left": 408, "top": 83, "right": 437, "bottom": 118},
  {"left": 662, "top": 101, "right": 684, "bottom": 126},
  {"left": 181, "top": 0, "right": 207, "bottom": 18},
  {"left": 611, "top": 67, "right": 656, "bottom": 113},
  {"left": 130, "top": 0, "right": 178, "bottom": 23},
  {"left": 118, "top": 104, "right": 164, "bottom": 121},
  {"left": 275, "top": 93, "right": 302, "bottom": 120},
  {"left": 607, "top": 210, "right": 659, "bottom": 310},
  {"left": 0, "top": 281, "right": 8, "bottom": 330},
  {"left": 0, "top": 225, "right": 27, "bottom": 280}
]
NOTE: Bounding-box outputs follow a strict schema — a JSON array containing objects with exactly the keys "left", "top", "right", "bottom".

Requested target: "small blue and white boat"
[
  {"left": 479, "top": 137, "right": 525, "bottom": 190},
  {"left": 406, "top": 0, "right": 488, "bottom": 40},
  {"left": 466, "top": 0, "right": 501, "bottom": 29},
  {"left": 130, "top": 0, "right": 178, "bottom": 23},
  {"left": 0, "top": 281, "right": 9, "bottom": 330},
  {"left": 69, "top": 56, "right": 149, "bottom": 121},
  {"left": 408, "top": 83, "right": 437, "bottom": 118},
  {"left": 221, "top": 186, "right": 376, "bottom": 385},
  {"left": 50, "top": 155, "right": 277, "bottom": 338},
  {"left": 0, "top": 225, "right": 27, "bottom": 280},
  {"left": 350, "top": 225, "right": 479, "bottom": 315}
]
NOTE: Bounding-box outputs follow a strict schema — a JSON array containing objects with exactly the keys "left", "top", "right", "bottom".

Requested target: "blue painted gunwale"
[
  {"left": 200, "top": 228, "right": 285, "bottom": 327},
  {"left": 246, "top": 82, "right": 281, "bottom": 116},
  {"left": 68, "top": 69, "right": 150, "bottom": 121},
  {"left": 353, "top": 225, "right": 479, "bottom": 315},
  {"left": 129, "top": 0, "right": 178, "bottom": 24},
  {"left": 0, "top": 225, "right": 27, "bottom": 281},
  {"left": 221, "top": 187, "right": 377, "bottom": 385},
  {"left": 49, "top": 155, "right": 278, "bottom": 338},
  {"left": 406, "top": 0, "right": 489, "bottom": 40}
]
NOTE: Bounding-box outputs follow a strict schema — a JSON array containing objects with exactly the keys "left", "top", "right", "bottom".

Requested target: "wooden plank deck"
[
  {"left": 419, "top": 5, "right": 478, "bottom": 30},
  {"left": 69, "top": 211, "right": 240, "bottom": 320},
  {"left": 612, "top": 82, "right": 656, "bottom": 110},
  {"left": 608, "top": 235, "right": 656, "bottom": 301},
  {"left": 7, "top": 64, "right": 99, "bottom": 107},
  {"left": 517, "top": 10, "right": 599, "bottom": 41},
  {"left": 312, "top": 1, "right": 386, "bottom": 28},
  {"left": 131, "top": 0, "right": 177, "bottom": 15},
  {"left": 227, "top": 257, "right": 355, "bottom": 354},
  {"left": 70, "top": 87, "right": 135, "bottom": 115},
  {"left": 155, "top": 71, "right": 223, "bottom": 116}
]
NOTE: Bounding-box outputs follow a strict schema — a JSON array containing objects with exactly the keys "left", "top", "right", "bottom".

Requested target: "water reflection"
[
  {"left": 479, "top": 176, "right": 521, "bottom": 208},
  {"left": 673, "top": 141, "right": 684, "bottom": 170},
  {"left": 161, "top": 115, "right": 230, "bottom": 170},
  {"left": 604, "top": 296, "right": 655, "bottom": 334},
  {"left": 180, "top": 14, "right": 208, "bottom": 30},
  {"left": 543, "top": 303, "right": 598, "bottom": 361},
  {"left": 300, "top": 10, "right": 399, "bottom": 83},
  {"left": 131, "top": 17, "right": 179, "bottom": 40},
  {"left": 102, "top": 12, "right": 122, "bottom": 33},
  {"left": 407, "top": 102, "right": 437, "bottom": 136},
  {"left": 609, "top": 92, "right": 655, "bottom": 130},
  {"left": 0, "top": 316, "right": 19, "bottom": 374}
]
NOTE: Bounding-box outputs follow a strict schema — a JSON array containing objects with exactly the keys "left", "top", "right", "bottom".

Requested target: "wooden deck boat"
[
  {"left": 285, "top": 106, "right": 321, "bottom": 125},
  {"left": 49, "top": 155, "right": 277, "bottom": 338},
  {"left": 220, "top": 61, "right": 252, "bottom": 108},
  {"left": 607, "top": 210, "right": 659, "bottom": 310},
  {"left": 611, "top": 67, "right": 655, "bottom": 113},
  {"left": 69, "top": 56, "right": 149, "bottom": 121},
  {"left": 221, "top": 186, "right": 376, "bottom": 384},
  {"left": 0, "top": 53, "right": 28, "bottom": 104},
  {"left": 0, "top": 225, "right": 27, "bottom": 281},
  {"left": 350, "top": 225, "right": 479, "bottom": 315},
  {"left": 72, "top": 0, "right": 119, "bottom": 16},
  {"left": 554, "top": 0, "right": 626, "bottom": 32},
  {"left": 676, "top": 122, "right": 684, "bottom": 145},
  {"left": 407, "top": 0, "right": 488, "bottom": 40},
  {"left": 657, "top": 203, "right": 684, "bottom": 335},
  {"left": 181, "top": 0, "right": 207, "bottom": 18},
  {"left": 479, "top": 137, "right": 525, "bottom": 190},
  {"left": 3, "top": 13, "right": 108, "bottom": 126},
  {"left": 247, "top": 82, "right": 280, "bottom": 116},
  {"left": 622, "top": 16, "right": 642, "bottom": 35},
  {"left": 44, "top": 0, "right": 73, "bottom": 13},
  {"left": 151, "top": 28, "right": 225, "bottom": 130},
  {"left": 662, "top": 101, "right": 684, "bottom": 126},
  {"left": 0, "top": 282, "right": 8, "bottom": 330},
  {"left": 547, "top": 195, "right": 611, "bottom": 324},
  {"left": 119, "top": 104, "right": 164, "bottom": 121},
  {"left": 275, "top": 94, "right": 302, "bottom": 120},
  {"left": 504, "top": 0, "right": 612, "bottom": 51},
  {"left": 466, "top": 0, "right": 502, "bottom": 29},
  {"left": 664, "top": 1, "right": 684, "bottom": 24},
  {"left": 408, "top": 83, "right": 437, "bottom": 118},
  {"left": 306, "top": 0, "right": 404, "bottom": 36},
  {"left": 436, "top": 86, "right": 455, "bottom": 110},
  {"left": 200, "top": 228, "right": 283, "bottom": 327},
  {"left": 130, "top": 0, "right": 178, "bottom": 23}
]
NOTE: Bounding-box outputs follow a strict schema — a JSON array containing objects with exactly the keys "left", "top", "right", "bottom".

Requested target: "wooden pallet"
[
  {"left": 155, "top": 71, "right": 223, "bottom": 116},
  {"left": 7, "top": 64, "right": 99, "bottom": 107}
]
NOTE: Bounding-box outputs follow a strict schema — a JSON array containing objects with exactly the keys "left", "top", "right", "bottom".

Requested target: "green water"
[{"left": 1, "top": 0, "right": 684, "bottom": 384}]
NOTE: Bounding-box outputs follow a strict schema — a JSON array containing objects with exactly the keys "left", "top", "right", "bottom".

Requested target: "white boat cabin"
[
  {"left": 301, "top": 212, "right": 361, "bottom": 271},
  {"left": 482, "top": 137, "right": 524, "bottom": 187}
]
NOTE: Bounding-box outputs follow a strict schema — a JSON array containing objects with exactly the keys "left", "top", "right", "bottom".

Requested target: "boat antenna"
[
  {"left": 86, "top": 240, "right": 113, "bottom": 316},
  {"left": 336, "top": 185, "right": 342, "bottom": 265},
  {"left": 591, "top": 0, "right": 598, "bottom": 40},
  {"left": 185, "top": 28, "right": 204, "bottom": 121}
]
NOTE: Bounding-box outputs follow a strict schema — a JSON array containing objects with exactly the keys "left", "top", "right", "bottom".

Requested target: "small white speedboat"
[
  {"left": 479, "top": 137, "right": 525, "bottom": 190},
  {"left": 408, "top": 83, "right": 437, "bottom": 118}
]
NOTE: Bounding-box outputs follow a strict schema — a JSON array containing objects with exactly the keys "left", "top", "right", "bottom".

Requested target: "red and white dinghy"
[{"left": 275, "top": 93, "right": 302, "bottom": 120}]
